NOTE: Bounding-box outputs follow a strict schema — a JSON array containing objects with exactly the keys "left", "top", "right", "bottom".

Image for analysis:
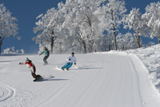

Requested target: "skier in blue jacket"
[
  {"left": 39, "top": 47, "right": 50, "bottom": 65},
  {"left": 61, "top": 52, "right": 77, "bottom": 71}
]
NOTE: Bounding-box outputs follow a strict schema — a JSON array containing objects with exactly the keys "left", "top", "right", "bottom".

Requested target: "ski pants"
[
  {"left": 62, "top": 62, "right": 73, "bottom": 69},
  {"left": 43, "top": 55, "right": 49, "bottom": 64},
  {"left": 31, "top": 67, "right": 41, "bottom": 79}
]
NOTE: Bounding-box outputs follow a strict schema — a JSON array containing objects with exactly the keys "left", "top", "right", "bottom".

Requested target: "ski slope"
[{"left": 0, "top": 53, "right": 160, "bottom": 107}]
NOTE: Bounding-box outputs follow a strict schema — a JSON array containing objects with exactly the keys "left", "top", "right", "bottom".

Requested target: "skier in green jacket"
[{"left": 39, "top": 47, "right": 50, "bottom": 65}]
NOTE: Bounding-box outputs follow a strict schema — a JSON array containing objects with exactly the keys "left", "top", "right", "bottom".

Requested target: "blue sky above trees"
[{"left": 0, "top": 0, "right": 159, "bottom": 53}]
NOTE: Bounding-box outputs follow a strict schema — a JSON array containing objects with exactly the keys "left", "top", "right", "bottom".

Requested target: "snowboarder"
[
  {"left": 61, "top": 52, "right": 77, "bottom": 71},
  {"left": 19, "top": 58, "right": 42, "bottom": 81},
  {"left": 39, "top": 47, "right": 50, "bottom": 65}
]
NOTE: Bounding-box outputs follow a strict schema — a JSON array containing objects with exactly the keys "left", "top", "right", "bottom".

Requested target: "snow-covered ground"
[
  {"left": 0, "top": 45, "right": 160, "bottom": 107},
  {"left": 126, "top": 44, "right": 160, "bottom": 92}
]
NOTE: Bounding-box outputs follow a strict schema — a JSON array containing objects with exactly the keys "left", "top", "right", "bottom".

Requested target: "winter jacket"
[
  {"left": 66, "top": 56, "right": 76, "bottom": 63},
  {"left": 40, "top": 48, "right": 49, "bottom": 56},
  {"left": 25, "top": 61, "right": 36, "bottom": 73}
]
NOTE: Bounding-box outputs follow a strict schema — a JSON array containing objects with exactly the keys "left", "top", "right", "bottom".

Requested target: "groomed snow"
[
  {"left": 0, "top": 45, "right": 160, "bottom": 107},
  {"left": 126, "top": 44, "right": 160, "bottom": 92}
]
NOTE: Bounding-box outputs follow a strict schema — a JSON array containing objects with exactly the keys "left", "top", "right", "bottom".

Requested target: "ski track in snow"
[
  {"left": 128, "top": 56, "right": 144, "bottom": 107},
  {"left": 0, "top": 84, "right": 40, "bottom": 107},
  {"left": 0, "top": 84, "right": 14, "bottom": 102}
]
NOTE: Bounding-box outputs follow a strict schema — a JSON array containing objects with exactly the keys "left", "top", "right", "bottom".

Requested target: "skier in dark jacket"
[{"left": 39, "top": 47, "right": 50, "bottom": 65}]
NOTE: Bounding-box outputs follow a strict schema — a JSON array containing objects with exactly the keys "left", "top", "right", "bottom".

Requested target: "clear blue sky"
[{"left": 0, "top": 0, "right": 159, "bottom": 54}]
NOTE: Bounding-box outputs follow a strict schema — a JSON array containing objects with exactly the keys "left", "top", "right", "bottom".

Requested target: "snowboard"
[{"left": 33, "top": 75, "right": 43, "bottom": 82}]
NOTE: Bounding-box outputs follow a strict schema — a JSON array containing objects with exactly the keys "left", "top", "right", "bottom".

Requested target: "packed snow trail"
[{"left": 0, "top": 53, "right": 160, "bottom": 107}]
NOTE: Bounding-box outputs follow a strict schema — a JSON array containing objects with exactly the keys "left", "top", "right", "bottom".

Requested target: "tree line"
[{"left": 0, "top": 0, "right": 160, "bottom": 54}]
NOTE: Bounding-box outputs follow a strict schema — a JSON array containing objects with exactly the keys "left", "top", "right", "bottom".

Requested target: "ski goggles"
[{"left": 26, "top": 60, "right": 29, "bottom": 62}]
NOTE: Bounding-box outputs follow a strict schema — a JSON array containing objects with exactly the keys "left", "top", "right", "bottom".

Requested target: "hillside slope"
[{"left": 0, "top": 53, "right": 160, "bottom": 107}]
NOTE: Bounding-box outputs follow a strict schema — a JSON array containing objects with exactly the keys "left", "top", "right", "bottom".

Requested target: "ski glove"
[
  {"left": 69, "top": 59, "right": 71, "bottom": 61},
  {"left": 19, "top": 62, "right": 23, "bottom": 65},
  {"left": 74, "top": 63, "right": 76, "bottom": 65}
]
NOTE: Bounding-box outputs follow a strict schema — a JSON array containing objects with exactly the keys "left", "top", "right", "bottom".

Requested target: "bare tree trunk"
[
  {"left": 50, "top": 29, "right": 56, "bottom": 54},
  {"left": 133, "top": 29, "right": 141, "bottom": 48},
  {"left": 88, "top": 45, "right": 92, "bottom": 53},
  {"left": 0, "top": 37, "right": 4, "bottom": 54},
  {"left": 80, "top": 40, "right": 87, "bottom": 54},
  {"left": 76, "top": 33, "right": 87, "bottom": 54},
  {"left": 87, "top": 16, "right": 94, "bottom": 52},
  {"left": 87, "top": 36, "right": 94, "bottom": 53},
  {"left": 59, "top": 42, "right": 62, "bottom": 54},
  {"left": 137, "top": 35, "right": 141, "bottom": 48},
  {"left": 108, "top": 45, "right": 111, "bottom": 51},
  {"left": 80, "top": 44, "right": 82, "bottom": 53},
  {"left": 50, "top": 37, "right": 55, "bottom": 54},
  {"left": 135, "top": 34, "right": 141, "bottom": 48},
  {"left": 84, "top": 46, "right": 87, "bottom": 53},
  {"left": 158, "top": 36, "right": 160, "bottom": 44},
  {"left": 104, "top": 45, "right": 107, "bottom": 51},
  {"left": 0, "top": 44, "right": 1, "bottom": 54},
  {"left": 111, "top": 9, "right": 117, "bottom": 50},
  {"left": 83, "top": 42, "right": 87, "bottom": 54},
  {"left": 113, "top": 28, "right": 117, "bottom": 50}
]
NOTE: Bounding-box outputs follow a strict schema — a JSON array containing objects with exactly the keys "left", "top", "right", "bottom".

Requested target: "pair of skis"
[{"left": 56, "top": 66, "right": 69, "bottom": 71}]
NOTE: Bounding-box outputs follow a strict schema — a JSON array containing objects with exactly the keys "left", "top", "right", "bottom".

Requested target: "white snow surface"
[
  {"left": 1, "top": 45, "right": 160, "bottom": 107},
  {"left": 126, "top": 44, "right": 160, "bottom": 92}
]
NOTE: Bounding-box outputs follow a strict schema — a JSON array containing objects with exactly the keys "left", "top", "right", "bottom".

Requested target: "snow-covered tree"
[
  {"left": 60, "top": 0, "right": 105, "bottom": 53},
  {"left": 100, "top": 0, "right": 127, "bottom": 50},
  {"left": 142, "top": 1, "right": 160, "bottom": 43},
  {"left": 2, "top": 46, "right": 24, "bottom": 54},
  {"left": 54, "top": 28, "right": 77, "bottom": 54},
  {"left": 34, "top": 0, "right": 129, "bottom": 53},
  {"left": 0, "top": 4, "right": 19, "bottom": 54},
  {"left": 123, "top": 8, "right": 147, "bottom": 48},
  {"left": 148, "top": 42, "right": 155, "bottom": 47},
  {"left": 20, "top": 49, "right": 24, "bottom": 54},
  {"left": 99, "top": 33, "right": 113, "bottom": 51},
  {"left": 117, "top": 32, "right": 137, "bottom": 50},
  {"left": 33, "top": 7, "right": 65, "bottom": 54}
]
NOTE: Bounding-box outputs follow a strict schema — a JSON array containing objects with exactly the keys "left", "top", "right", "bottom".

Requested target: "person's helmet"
[
  {"left": 71, "top": 52, "right": 74, "bottom": 55},
  {"left": 26, "top": 58, "right": 30, "bottom": 62}
]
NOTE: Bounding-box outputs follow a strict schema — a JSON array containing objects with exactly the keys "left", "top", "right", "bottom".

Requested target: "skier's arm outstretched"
[
  {"left": 19, "top": 62, "right": 30, "bottom": 65},
  {"left": 39, "top": 51, "right": 44, "bottom": 55},
  {"left": 19, "top": 62, "right": 34, "bottom": 73},
  {"left": 19, "top": 62, "right": 25, "bottom": 65}
]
